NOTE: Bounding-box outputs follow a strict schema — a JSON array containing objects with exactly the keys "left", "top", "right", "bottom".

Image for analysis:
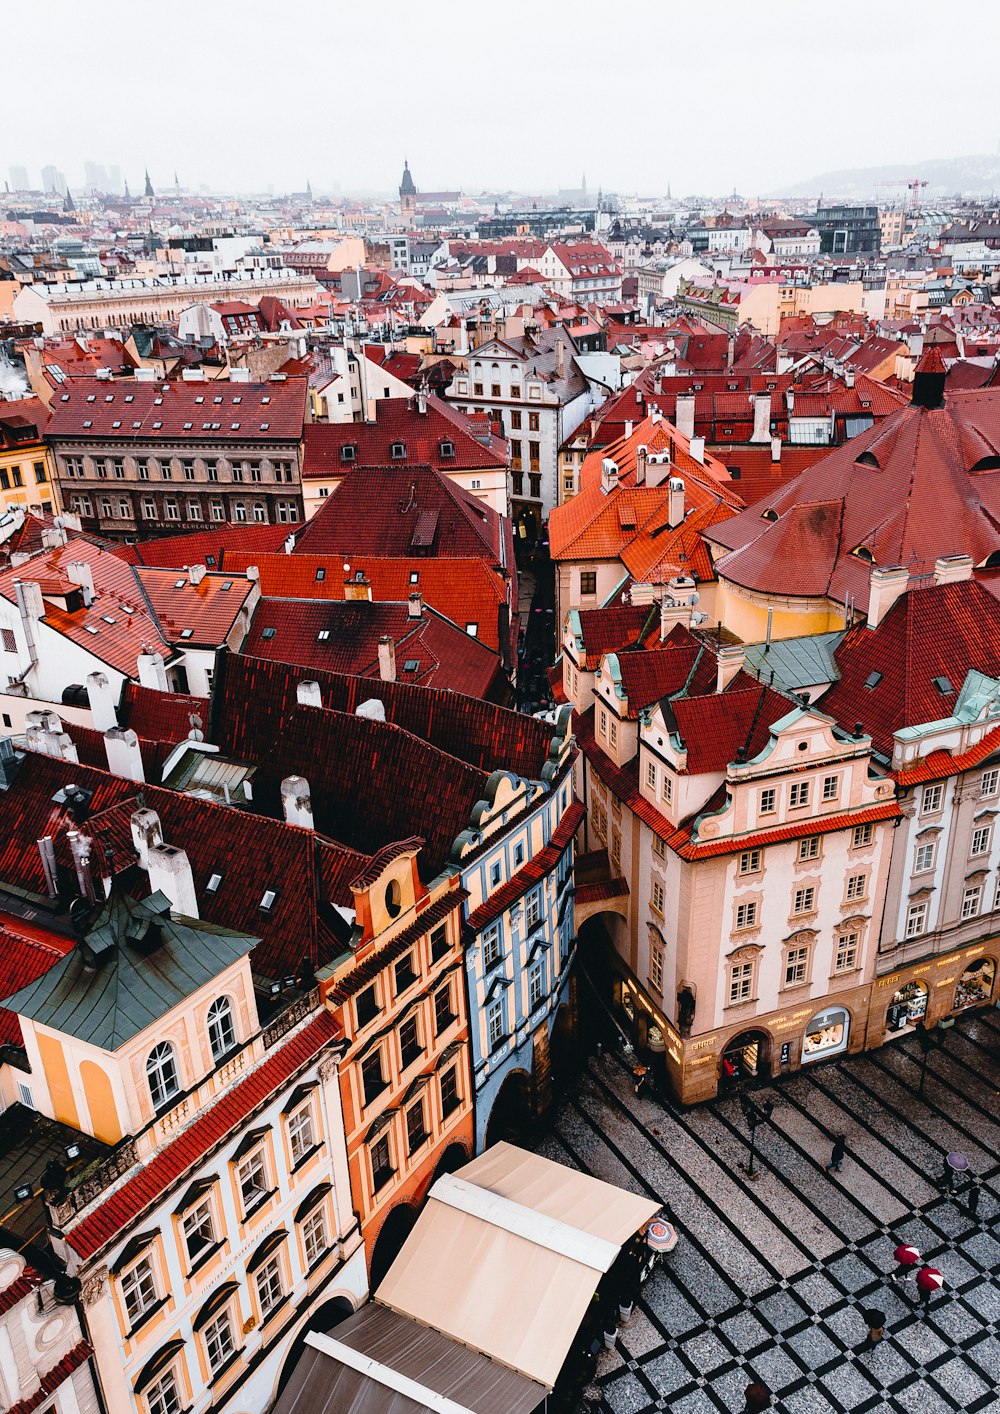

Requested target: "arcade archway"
[
  {"left": 484, "top": 1068, "right": 534, "bottom": 1149},
  {"left": 369, "top": 1202, "right": 418, "bottom": 1293}
]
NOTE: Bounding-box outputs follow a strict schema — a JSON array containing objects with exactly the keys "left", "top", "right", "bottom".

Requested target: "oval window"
[{"left": 385, "top": 879, "right": 402, "bottom": 918}]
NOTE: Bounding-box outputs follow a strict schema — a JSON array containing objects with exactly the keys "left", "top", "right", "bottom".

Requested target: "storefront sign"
[
  {"left": 690, "top": 1037, "right": 716, "bottom": 1051},
  {"left": 874, "top": 974, "right": 902, "bottom": 988}
]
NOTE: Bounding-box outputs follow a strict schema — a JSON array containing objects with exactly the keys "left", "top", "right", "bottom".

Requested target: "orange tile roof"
[{"left": 134, "top": 567, "right": 255, "bottom": 647}]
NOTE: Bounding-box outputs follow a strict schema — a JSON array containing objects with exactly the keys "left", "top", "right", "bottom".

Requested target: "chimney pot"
[
  {"left": 296, "top": 679, "right": 323, "bottom": 708},
  {"left": 866, "top": 564, "right": 909, "bottom": 629}
]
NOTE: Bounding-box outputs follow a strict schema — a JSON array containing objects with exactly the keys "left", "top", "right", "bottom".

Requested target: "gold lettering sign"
[
  {"left": 691, "top": 1037, "right": 717, "bottom": 1051},
  {"left": 874, "top": 975, "right": 901, "bottom": 988}
]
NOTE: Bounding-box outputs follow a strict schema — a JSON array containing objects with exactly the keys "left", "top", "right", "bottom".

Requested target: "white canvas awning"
[{"left": 375, "top": 1142, "right": 659, "bottom": 1390}]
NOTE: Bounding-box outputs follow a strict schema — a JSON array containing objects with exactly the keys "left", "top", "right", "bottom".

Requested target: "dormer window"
[
  {"left": 391, "top": 442, "right": 406, "bottom": 459},
  {"left": 340, "top": 445, "right": 356, "bottom": 462},
  {"left": 439, "top": 440, "right": 455, "bottom": 458}
]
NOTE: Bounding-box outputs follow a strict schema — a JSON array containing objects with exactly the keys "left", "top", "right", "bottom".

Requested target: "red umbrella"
[
  {"left": 916, "top": 1266, "right": 944, "bottom": 1296},
  {"left": 894, "top": 1243, "right": 920, "bottom": 1267}
]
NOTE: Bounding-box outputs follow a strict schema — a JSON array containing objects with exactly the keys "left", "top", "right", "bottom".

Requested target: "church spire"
[{"left": 144, "top": 168, "right": 154, "bottom": 198}]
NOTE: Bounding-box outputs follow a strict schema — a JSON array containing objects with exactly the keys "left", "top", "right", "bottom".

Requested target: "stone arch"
[
  {"left": 720, "top": 1027, "right": 773, "bottom": 1086},
  {"left": 274, "top": 1293, "right": 357, "bottom": 1397},
  {"left": 483, "top": 1067, "right": 534, "bottom": 1150},
  {"left": 369, "top": 1202, "right": 419, "bottom": 1294}
]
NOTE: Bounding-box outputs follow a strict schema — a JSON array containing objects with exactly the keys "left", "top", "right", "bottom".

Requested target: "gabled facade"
[{"left": 0, "top": 1247, "right": 98, "bottom": 1414}]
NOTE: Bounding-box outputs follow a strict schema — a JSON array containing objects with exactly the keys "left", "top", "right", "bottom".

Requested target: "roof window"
[
  {"left": 104, "top": 394, "right": 114, "bottom": 402},
  {"left": 173, "top": 578, "right": 185, "bottom": 589},
  {"left": 60, "top": 393, "right": 70, "bottom": 402},
  {"left": 83, "top": 420, "right": 92, "bottom": 428},
  {"left": 220, "top": 580, "right": 232, "bottom": 591},
  {"left": 261, "top": 396, "right": 271, "bottom": 405},
  {"left": 181, "top": 629, "right": 194, "bottom": 639},
  {"left": 259, "top": 889, "right": 277, "bottom": 911},
  {"left": 132, "top": 422, "right": 141, "bottom": 429},
  {"left": 340, "top": 445, "right": 356, "bottom": 462},
  {"left": 183, "top": 422, "right": 193, "bottom": 430},
  {"left": 315, "top": 567, "right": 325, "bottom": 581},
  {"left": 101, "top": 614, "right": 116, "bottom": 625},
  {"left": 84, "top": 624, "right": 99, "bottom": 635},
  {"left": 232, "top": 396, "right": 242, "bottom": 404},
  {"left": 403, "top": 658, "right": 421, "bottom": 672},
  {"left": 466, "top": 623, "right": 478, "bottom": 637},
  {"left": 206, "top": 873, "right": 223, "bottom": 893},
  {"left": 317, "top": 630, "right": 330, "bottom": 641},
  {"left": 261, "top": 626, "right": 277, "bottom": 640},
  {"left": 864, "top": 671, "right": 883, "bottom": 690},
  {"left": 86, "top": 394, "right": 96, "bottom": 402},
  {"left": 391, "top": 442, "right": 406, "bottom": 459},
  {"left": 154, "top": 397, "right": 163, "bottom": 405},
  {"left": 153, "top": 421, "right": 162, "bottom": 429},
  {"left": 195, "top": 395, "right": 204, "bottom": 404},
  {"left": 214, "top": 396, "right": 223, "bottom": 404},
  {"left": 933, "top": 675, "right": 954, "bottom": 695},
  {"left": 231, "top": 422, "right": 240, "bottom": 430},
  {"left": 409, "top": 571, "right": 419, "bottom": 584},
  {"left": 439, "top": 440, "right": 455, "bottom": 458},
  {"left": 112, "top": 420, "right": 122, "bottom": 428},
  {"left": 125, "top": 394, "right": 134, "bottom": 403},
  {"left": 260, "top": 423, "right": 269, "bottom": 431}
]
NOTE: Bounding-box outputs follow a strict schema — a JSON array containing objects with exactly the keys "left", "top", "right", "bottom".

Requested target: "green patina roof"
[
  {"left": 5, "top": 891, "right": 259, "bottom": 1051},
  {"left": 743, "top": 631, "right": 845, "bottom": 694}
]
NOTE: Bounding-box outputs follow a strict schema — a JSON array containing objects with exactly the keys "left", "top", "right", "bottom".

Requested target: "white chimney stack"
[
  {"left": 635, "top": 446, "right": 648, "bottom": 485},
  {"left": 65, "top": 561, "right": 96, "bottom": 606},
  {"left": 378, "top": 635, "right": 397, "bottom": 682},
  {"left": 147, "top": 843, "right": 199, "bottom": 919},
  {"left": 104, "top": 728, "right": 145, "bottom": 783},
  {"left": 674, "top": 392, "right": 696, "bottom": 439},
  {"left": 188, "top": 564, "right": 206, "bottom": 586},
  {"left": 137, "top": 649, "right": 169, "bottom": 692},
  {"left": 86, "top": 671, "right": 119, "bottom": 732},
  {"left": 751, "top": 393, "right": 771, "bottom": 444},
  {"left": 771, "top": 435, "right": 782, "bottom": 463},
  {"left": 280, "top": 774, "right": 314, "bottom": 830},
  {"left": 24, "top": 710, "right": 78, "bottom": 762},
  {"left": 407, "top": 592, "right": 423, "bottom": 619},
  {"left": 130, "top": 807, "right": 163, "bottom": 868},
  {"left": 689, "top": 436, "right": 705, "bottom": 465},
  {"left": 866, "top": 565, "right": 909, "bottom": 629},
  {"left": 668, "top": 477, "right": 685, "bottom": 528},
  {"left": 601, "top": 458, "right": 619, "bottom": 494},
  {"left": 296, "top": 679, "right": 323, "bottom": 708},
  {"left": 716, "top": 644, "right": 745, "bottom": 694},
  {"left": 624, "top": 420, "right": 633, "bottom": 440},
  {"left": 932, "top": 554, "right": 973, "bottom": 586}
]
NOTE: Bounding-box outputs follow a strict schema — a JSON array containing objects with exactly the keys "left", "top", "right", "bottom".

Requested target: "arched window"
[
  {"left": 146, "top": 1043, "right": 179, "bottom": 1109},
  {"left": 207, "top": 998, "right": 236, "bottom": 1062}
]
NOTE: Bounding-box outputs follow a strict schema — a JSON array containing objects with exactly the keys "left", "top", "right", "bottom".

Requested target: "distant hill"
[{"left": 773, "top": 154, "right": 1000, "bottom": 202}]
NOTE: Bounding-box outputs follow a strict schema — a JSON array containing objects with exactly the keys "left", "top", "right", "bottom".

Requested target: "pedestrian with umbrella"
[
  {"left": 891, "top": 1242, "right": 921, "bottom": 1282},
  {"left": 858, "top": 1305, "right": 886, "bottom": 1350},
  {"left": 915, "top": 1266, "right": 944, "bottom": 1311},
  {"left": 743, "top": 1379, "right": 772, "bottom": 1412}
]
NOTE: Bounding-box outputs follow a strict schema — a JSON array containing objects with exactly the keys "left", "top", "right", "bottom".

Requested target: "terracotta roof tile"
[
  {"left": 48, "top": 377, "right": 308, "bottom": 443},
  {"left": 466, "top": 801, "right": 584, "bottom": 930}
]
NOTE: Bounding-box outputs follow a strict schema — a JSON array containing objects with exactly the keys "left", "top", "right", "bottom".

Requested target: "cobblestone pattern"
[{"left": 537, "top": 1008, "right": 1000, "bottom": 1413}]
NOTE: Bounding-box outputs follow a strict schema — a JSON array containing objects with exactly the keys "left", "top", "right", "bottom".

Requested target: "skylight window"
[
  {"left": 83, "top": 420, "right": 92, "bottom": 428},
  {"left": 403, "top": 658, "right": 420, "bottom": 672},
  {"left": 84, "top": 624, "right": 99, "bottom": 634},
  {"left": 112, "top": 420, "right": 121, "bottom": 428},
  {"left": 261, "top": 396, "right": 271, "bottom": 405},
  {"left": 132, "top": 422, "right": 141, "bottom": 429},
  {"left": 101, "top": 614, "right": 116, "bottom": 625},
  {"left": 124, "top": 394, "right": 134, "bottom": 403},
  {"left": 60, "top": 393, "right": 70, "bottom": 402},
  {"left": 259, "top": 889, "right": 277, "bottom": 911},
  {"left": 206, "top": 873, "right": 223, "bottom": 893},
  {"left": 220, "top": 580, "right": 232, "bottom": 590},
  {"left": 409, "top": 571, "right": 419, "bottom": 584},
  {"left": 260, "top": 422, "right": 270, "bottom": 431},
  {"left": 86, "top": 394, "right": 96, "bottom": 402},
  {"left": 180, "top": 628, "right": 193, "bottom": 639},
  {"left": 153, "top": 420, "right": 162, "bottom": 429},
  {"left": 173, "top": 578, "right": 185, "bottom": 589},
  {"left": 104, "top": 394, "right": 114, "bottom": 402},
  {"left": 214, "top": 396, "right": 223, "bottom": 404},
  {"left": 230, "top": 422, "right": 241, "bottom": 430},
  {"left": 261, "top": 626, "right": 277, "bottom": 639},
  {"left": 183, "top": 422, "right": 193, "bottom": 430},
  {"left": 154, "top": 397, "right": 163, "bottom": 405},
  {"left": 933, "top": 675, "right": 954, "bottom": 695},
  {"left": 195, "top": 395, "right": 204, "bottom": 404},
  {"left": 232, "top": 396, "right": 242, "bottom": 404},
  {"left": 317, "top": 630, "right": 330, "bottom": 641},
  {"left": 315, "top": 567, "right": 325, "bottom": 581},
  {"left": 864, "top": 671, "right": 883, "bottom": 690}
]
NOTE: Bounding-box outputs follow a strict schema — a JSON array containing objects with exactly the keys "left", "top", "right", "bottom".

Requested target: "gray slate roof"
[
  {"left": 5, "top": 891, "right": 258, "bottom": 1051},
  {"left": 743, "top": 631, "right": 845, "bottom": 695}
]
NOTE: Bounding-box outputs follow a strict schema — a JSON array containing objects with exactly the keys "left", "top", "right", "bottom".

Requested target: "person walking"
[
  {"left": 915, "top": 1266, "right": 944, "bottom": 1311},
  {"left": 743, "top": 1379, "right": 772, "bottom": 1412},
  {"left": 891, "top": 1242, "right": 921, "bottom": 1283},
  {"left": 967, "top": 1178, "right": 981, "bottom": 1223},
  {"left": 825, "top": 1134, "right": 847, "bottom": 1172},
  {"left": 858, "top": 1305, "right": 886, "bottom": 1350},
  {"left": 633, "top": 1062, "right": 649, "bottom": 1096}
]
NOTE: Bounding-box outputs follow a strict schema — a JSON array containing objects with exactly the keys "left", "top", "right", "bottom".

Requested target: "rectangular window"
[
  {"left": 921, "top": 783, "right": 943, "bottom": 814},
  {"left": 181, "top": 1196, "right": 216, "bottom": 1263},
  {"left": 203, "top": 1309, "right": 236, "bottom": 1376},
  {"left": 608, "top": 718, "right": 618, "bottom": 748},
  {"left": 145, "top": 1370, "right": 181, "bottom": 1414},
  {"left": 853, "top": 823, "right": 874, "bottom": 848},
  {"left": 483, "top": 923, "right": 502, "bottom": 971},
  {"left": 355, "top": 984, "right": 379, "bottom": 1029},
  {"left": 33, "top": 461, "right": 46, "bottom": 483},
  {"left": 121, "top": 1257, "right": 158, "bottom": 1326},
  {"left": 962, "top": 884, "right": 982, "bottom": 920},
  {"left": 529, "top": 962, "right": 545, "bottom": 1010},
  {"left": 301, "top": 1207, "right": 328, "bottom": 1268},
  {"left": 980, "top": 768, "right": 999, "bottom": 799},
  {"left": 430, "top": 922, "right": 449, "bottom": 962},
  {"left": 649, "top": 943, "right": 664, "bottom": 992},
  {"left": 789, "top": 781, "right": 810, "bottom": 809},
  {"left": 288, "top": 1106, "right": 315, "bottom": 1166},
  {"left": 526, "top": 889, "right": 542, "bottom": 928},
  {"left": 736, "top": 900, "right": 758, "bottom": 930},
  {"left": 580, "top": 571, "right": 597, "bottom": 596},
  {"left": 394, "top": 952, "right": 417, "bottom": 994},
  {"left": 822, "top": 775, "right": 839, "bottom": 801},
  {"left": 237, "top": 1148, "right": 269, "bottom": 1211},
  {"left": 728, "top": 961, "right": 754, "bottom": 1005},
  {"left": 845, "top": 872, "right": 867, "bottom": 901},
  {"left": 971, "top": 825, "right": 992, "bottom": 857},
  {"left": 646, "top": 759, "right": 657, "bottom": 790},
  {"left": 651, "top": 879, "right": 665, "bottom": 916},
  {"left": 440, "top": 1065, "right": 459, "bottom": 1117},
  {"left": 361, "top": 1049, "right": 386, "bottom": 1104},
  {"left": 254, "top": 1254, "right": 284, "bottom": 1321},
  {"left": 905, "top": 901, "right": 927, "bottom": 938},
  {"left": 528, "top": 412, "right": 540, "bottom": 432},
  {"left": 784, "top": 946, "right": 809, "bottom": 987},
  {"left": 834, "top": 932, "right": 859, "bottom": 974},
  {"left": 793, "top": 886, "right": 816, "bottom": 915},
  {"left": 914, "top": 841, "right": 936, "bottom": 872},
  {"left": 652, "top": 834, "right": 666, "bottom": 859},
  {"left": 406, "top": 1098, "right": 427, "bottom": 1154},
  {"left": 759, "top": 788, "right": 776, "bottom": 815},
  {"left": 371, "top": 1135, "right": 393, "bottom": 1191},
  {"left": 739, "top": 849, "right": 762, "bottom": 875},
  {"left": 1, "top": 628, "right": 15, "bottom": 653},
  {"left": 434, "top": 981, "right": 454, "bottom": 1034},
  {"left": 662, "top": 773, "right": 673, "bottom": 805},
  {"left": 399, "top": 1015, "right": 422, "bottom": 1069},
  {"left": 510, "top": 411, "right": 522, "bottom": 429},
  {"left": 798, "top": 837, "right": 820, "bottom": 862},
  {"left": 487, "top": 1000, "right": 505, "bottom": 1051}
]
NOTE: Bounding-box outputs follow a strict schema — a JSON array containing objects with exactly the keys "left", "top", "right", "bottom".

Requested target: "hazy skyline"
[{"left": 5, "top": 0, "right": 1000, "bottom": 199}]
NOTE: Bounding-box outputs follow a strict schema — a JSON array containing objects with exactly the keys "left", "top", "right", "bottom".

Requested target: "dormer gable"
[{"left": 349, "top": 836, "right": 424, "bottom": 948}]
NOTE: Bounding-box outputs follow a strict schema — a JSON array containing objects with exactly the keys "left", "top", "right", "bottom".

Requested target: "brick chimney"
[
  {"left": 866, "top": 565, "right": 909, "bottom": 628},
  {"left": 408, "top": 592, "right": 422, "bottom": 618},
  {"left": 344, "top": 573, "right": 372, "bottom": 601},
  {"left": 378, "top": 635, "right": 397, "bottom": 682}
]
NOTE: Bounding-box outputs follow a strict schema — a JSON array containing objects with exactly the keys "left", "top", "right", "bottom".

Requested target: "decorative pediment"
[
  {"left": 485, "top": 972, "right": 513, "bottom": 1002},
  {"left": 907, "top": 884, "right": 936, "bottom": 900},
  {"left": 783, "top": 928, "right": 818, "bottom": 945},
  {"left": 915, "top": 825, "right": 944, "bottom": 839},
  {"left": 727, "top": 943, "right": 763, "bottom": 962}
]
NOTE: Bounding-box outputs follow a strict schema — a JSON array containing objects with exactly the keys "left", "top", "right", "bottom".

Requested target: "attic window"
[
  {"left": 206, "top": 873, "right": 222, "bottom": 893},
  {"left": 125, "top": 394, "right": 134, "bottom": 403},
  {"left": 60, "top": 394, "right": 70, "bottom": 401},
  {"left": 409, "top": 571, "right": 419, "bottom": 584},
  {"left": 760, "top": 508, "right": 778, "bottom": 522},
  {"left": 933, "top": 675, "right": 954, "bottom": 695},
  {"left": 439, "top": 440, "right": 455, "bottom": 458},
  {"left": 214, "top": 396, "right": 223, "bottom": 404},
  {"left": 340, "top": 445, "right": 356, "bottom": 462},
  {"left": 317, "top": 630, "right": 330, "bottom": 641},
  {"left": 315, "top": 568, "right": 325, "bottom": 580},
  {"left": 84, "top": 624, "right": 99, "bottom": 635},
  {"left": 195, "top": 396, "right": 204, "bottom": 404},
  {"left": 153, "top": 421, "right": 162, "bottom": 429},
  {"left": 391, "top": 442, "right": 406, "bottom": 459},
  {"left": 220, "top": 580, "right": 232, "bottom": 590},
  {"left": 180, "top": 629, "right": 194, "bottom": 639},
  {"left": 856, "top": 451, "right": 880, "bottom": 468},
  {"left": 105, "top": 394, "right": 114, "bottom": 402},
  {"left": 83, "top": 420, "right": 92, "bottom": 428},
  {"left": 86, "top": 395, "right": 96, "bottom": 402},
  {"left": 259, "top": 889, "right": 277, "bottom": 911},
  {"left": 233, "top": 396, "right": 242, "bottom": 404},
  {"left": 184, "top": 422, "right": 193, "bottom": 430},
  {"left": 853, "top": 546, "right": 874, "bottom": 562},
  {"left": 865, "top": 671, "right": 883, "bottom": 690},
  {"left": 101, "top": 614, "right": 117, "bottom": 625},
  {"left": 261, "top": 396, "right": 271, "bottom": 405},
  {"left": 260, "top": 423, "right": 270, "bottom": 431},
  {"left": 230, "top": 422, "right": 241, "bottom": 430},
  {"left": 466, "top": 623, "right": 478, "bottom": 637},
  {"left": 261, "top": 627, "right": 277, "bottom": 639},
  {"left": 154, "top": 397, "right": 163, "bottom": 405},
  {"left": 403, "top": 658, "right": 420, "bottom": 672},
  {"left": 112, "top": 420, "right": 122, "bottom": 428},
  {"left": 174, "top": 578, "right": 185, "bottom": 588},
  {"left": 133, "top": 422, "right": 142, "bottom": 429}
]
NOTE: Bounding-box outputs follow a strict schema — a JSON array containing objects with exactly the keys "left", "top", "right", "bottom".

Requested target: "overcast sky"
[{"left": 5, "top": 0, "right": 999, "bottom": 198}]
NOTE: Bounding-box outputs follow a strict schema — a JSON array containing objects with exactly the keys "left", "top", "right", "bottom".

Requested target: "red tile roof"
[
  {"left": 302, "top": 396, "right": 508, "bottom": 479},
  {"left": 0, "top": 917, "right": 74, "bottom": 1043},
  {"left": 134, "top": 567, "right": 255, "bottom": 647},
  {"left": 466, "top": 801, "right": 584, "bottom": 930},
  {"left": 0, "top": 1263, "right": 43, "bottom": 1316},
  {"left": 121, "top": 682, "right": 209, "bottom": 742},
  {"left": 47, "top": 377, "right": 308, "bottom": 443},
  {"left": 65, "top": 1012, "right": 340, "bottom": 1261},
  {"left": 668, "top": 681, "right": 792, "bottom": 774},
  {"left": 572, "top": 606, "right": 655, "bottom": 668},
  {"left": 117, "top": 523, "right": 289, "bottom": 568}
]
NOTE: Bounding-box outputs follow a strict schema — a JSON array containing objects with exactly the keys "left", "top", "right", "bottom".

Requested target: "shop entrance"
[
  {"left": 886, "top": 979, "right": 928, "bottom": 1035},
  {"left": 953, "top": 957, "right": 996, "bottom": 1011},
  {"left": 720, "top": 1029, "right": 770, "bottom": 1087},
  {"left": 802, "top": 1006, "right": 851, "bottom": 1063}
]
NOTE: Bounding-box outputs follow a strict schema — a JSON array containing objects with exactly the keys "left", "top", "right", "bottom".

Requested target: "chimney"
[
  {"left": 378, "top": 635, "right": 397, "bottom": 682},
  {"left": 844, "top": 366, "right": 856, "bottom": 388},
  {"left": 296, "top": 679, "right": 323, "bottom": 708},
  {"left": 786, "top": 389, "right": 795, "bottom": 415},
  {"left": 776, "top": 350, "right": 794, "bottom": 375},
  {"left": 24, "top": 710, "right": 79, "bottom": 762},
  {"left": 104, "top": 728, "right": 144, "bottom": 783},
  {"left": 407, "top": 592, "right": 423, "bottom": 619},
  {"left": 86, "top": 671, "right": 119, "bottom": 731},
  {"left": 137, "top": 649, "right": 169, "bottom": 692},
  {"left": 245, "top": 565, "right": 260, "bottom": 582},
  {"left": 659, "top": 576, "right": 698, "bottom": 639},
  {"left": 624, "top": 420, "right": 633, "bottom": 441},
  {"left": 556, "top": 339, "right": 565, "bottom": 379},
  {"left": 59, "top": 511, "right": 82, "bottom": 532},
  {"left": 280, "top": 774, "right": 314, "bottom": 830},
  {"left": 716, "top": 644, "right": 745, "bottom": 694},
  {"left": 415, "top": 385, "right": 428, "bottom": 415},
  {"left": 689, "top": 436, "right": 705, "bottom": 465},
  {"left": 67, "top": 829, "right": 95, "bottom": 902},
  {"left": 130, "top": 807, "right": 162, "bottom": 868},
  {"left": 344, "top": 573, "right": 372, "bottom": 601},
  {"left": 675, "top": 392, "right": 696, "bottom": 439},
  {"left": 65, "top": 561, "right": 96, "bottom": 606},
  {"left": 283, "top": 534, "right": 296, "bottom": 555},
  {"left": 601, "top": 458, "right": 619, "bottom": 494},
  {"left": 932, "top": 553, "right": 973, "bottom": 586},
  {"left": 41, "top": 523, "right": 68, "bottom": 550},
  {"left": 751, "top": 393, "right": 771, "bottom": 443},
  {"left": 9, "top": 552, "right": 31, "bottom": 569},
  {"left": 229, "top": 366, "right": 251, "bottom": 382},
  {"left": 771, "top": 435, "right": 782, "bottom": 463},
  {"left": 188, "top": 564, "right": 206, "bottom": 586},
  {"left": 635, "top": 446, "right": 648, "bottom": 485},
  {"left": 866, "top": 565, "right": 909, "bottom": 629},
  {"left": 356, "top": 698, "right": 387, "bottom": 721},
  {"left": 667, "top": 477, "right": 685, "bottom": 527},
  {"left": 147, "top": 843, "right": 199, "bottom": 919}
]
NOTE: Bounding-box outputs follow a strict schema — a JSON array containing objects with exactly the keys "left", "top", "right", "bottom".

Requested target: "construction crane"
[{"left": 874, "top": 177, "right": 928, "bottom": 210}]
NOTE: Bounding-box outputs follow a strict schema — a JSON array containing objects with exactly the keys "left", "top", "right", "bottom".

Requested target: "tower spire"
[{"left": 144, "top": 168, "right": 154, "bottom": 198}]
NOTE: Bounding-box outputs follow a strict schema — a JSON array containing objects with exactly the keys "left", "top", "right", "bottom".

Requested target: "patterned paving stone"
[
  {"left": 930, "top": 1355, "right": 994, "bottom": 1403},
  {"left": 816, "top": 1361, "right": 881, "bottom": 1410},
  {"left": 641, "top": 1350, "right": 691, "bottom": 1396},
  {"left": 718, "top": 1310, "right": 770, "bottom": 1353},
  {"left": 784, "top": 1322, "right": 842, "bottom": 1368}
]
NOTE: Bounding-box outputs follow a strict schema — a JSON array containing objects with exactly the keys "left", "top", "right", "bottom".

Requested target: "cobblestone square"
[{"left": 538, "top": 1007, "right": 1000, "bottom": 1412}]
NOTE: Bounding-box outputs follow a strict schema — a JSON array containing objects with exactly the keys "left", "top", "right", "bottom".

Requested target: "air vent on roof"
[
  {"left": 864, "top": 671, "right": 883, "bottom": 690},
  {"left": 261, "top": 627, "right": 276, "bottom": 639},
  {"left": 933, "top": 675, "right": 954, "bottom": 695}
]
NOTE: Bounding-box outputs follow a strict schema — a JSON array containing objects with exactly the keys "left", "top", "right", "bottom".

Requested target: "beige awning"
[{"left": 375, "top": 1142, "right": 660, "bottom": 1390}]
